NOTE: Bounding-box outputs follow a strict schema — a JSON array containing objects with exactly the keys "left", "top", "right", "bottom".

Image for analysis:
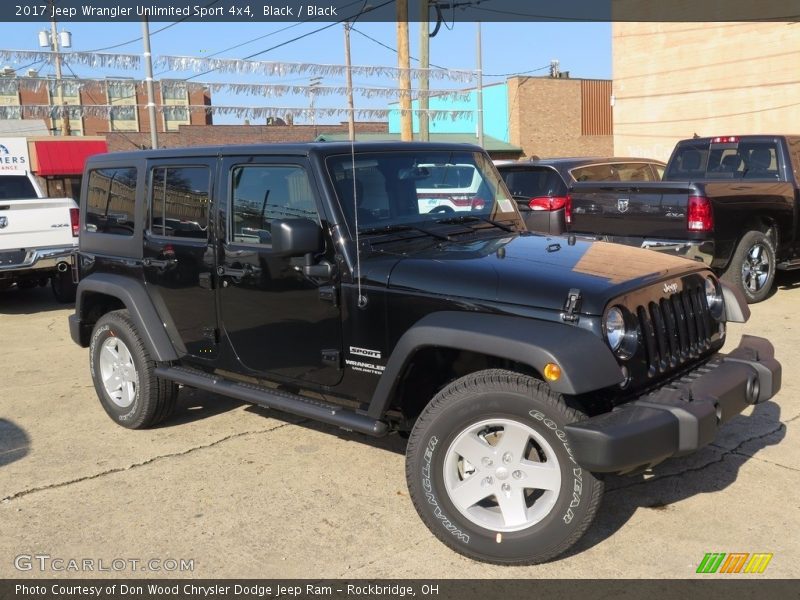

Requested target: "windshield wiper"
[
  {"left": 435, "top": 214, "right": 516, "bottom": 232},
  {"left": 359, "top": 223, "right": 451, "bottom": 241}
]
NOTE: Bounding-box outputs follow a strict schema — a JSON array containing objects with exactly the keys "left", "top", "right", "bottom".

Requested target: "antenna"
[{"left": 350, "top": 138, "right": 367, "bottom": 308}]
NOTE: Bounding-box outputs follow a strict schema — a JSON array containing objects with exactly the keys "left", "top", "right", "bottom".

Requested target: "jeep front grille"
[{"left": 637, "top": 286, "right": 713, "bottom": 375}]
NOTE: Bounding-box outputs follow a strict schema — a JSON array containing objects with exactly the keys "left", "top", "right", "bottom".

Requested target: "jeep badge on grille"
[{"left": 664, "top": 282, "right": 679, "bottom": 294}]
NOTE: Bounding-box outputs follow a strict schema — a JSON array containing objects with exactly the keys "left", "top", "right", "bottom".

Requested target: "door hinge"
[
  {"left": 562, "top": 288, "right": 582, "bottom": 323},
  {"left": 319, "top": 285, "right": 338, "bottom": 307},
  {"left": 321, "top": 349, "right": 341, "bottom": 367}
]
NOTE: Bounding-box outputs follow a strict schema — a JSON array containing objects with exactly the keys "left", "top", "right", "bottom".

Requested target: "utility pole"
[
  {"left": 418, "top": 0, "right": 430, "bottom": 142},
  {"left": 141, "top": 17, "right": 158, "bottom": 149},
  {"left": 343, "top": 23, "right": 355, "bottom": 141},
  {"left": 476, "top": 22, "right": 484, "bottom": 148},
  {"left": 47, "top": 0, "right": 69, "bottom": 136},
  {"left": 309, "top": 76, "right": 322, "bottom": 136},
  {"left": 396, "top": 0, "right": 413, "bottom": 141}
]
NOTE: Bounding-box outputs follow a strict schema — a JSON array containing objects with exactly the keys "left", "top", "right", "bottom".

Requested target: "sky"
[{"left": 0, "top": 19, "right": 611, "bottom": 125}]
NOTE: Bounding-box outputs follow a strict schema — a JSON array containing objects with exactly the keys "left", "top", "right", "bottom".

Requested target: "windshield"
[
  {"left": 0, "top": 175, "right": 38, "bottom": 199},
  {"left": 499, "top": 166, "right": 567, "bottom": 199},
  {"left": 326, "top": 150, "right": 524, "bottom": 233}
]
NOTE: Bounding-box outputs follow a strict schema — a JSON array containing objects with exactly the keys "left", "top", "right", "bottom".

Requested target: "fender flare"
[
  {"left": 367, "top": 311, "right": 623, "bottom": 418},
  {"left": 74, "top": 273, "right": 179, "bottom": 362}
]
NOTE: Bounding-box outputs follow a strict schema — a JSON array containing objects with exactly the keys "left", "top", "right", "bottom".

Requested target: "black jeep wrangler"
[{"left": 69, "top": 142, "right": 781, "bottom": 564}]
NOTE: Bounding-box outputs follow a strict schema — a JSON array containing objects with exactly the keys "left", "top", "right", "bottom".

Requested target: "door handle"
[
  {"left": 217, "top": 264, "right": 260, "bottom": 278},
  {"left": 143, "top": 257, "right": 178, "bottom": 268}
]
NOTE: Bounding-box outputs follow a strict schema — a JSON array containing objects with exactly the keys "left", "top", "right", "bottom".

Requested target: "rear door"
[{"left": 142, "top": 158, "right": 218, "bottom": 360}]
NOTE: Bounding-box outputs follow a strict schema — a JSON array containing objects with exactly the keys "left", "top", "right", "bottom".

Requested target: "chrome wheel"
[
  {"left": 443, "top": 418, "right": 561, "bottom": 532},
  {"left": 98, "top": 337, "right": 138, "bottom": 408},
  {"left": 741, "top": 242, "right": 770, "bottom": 293}
]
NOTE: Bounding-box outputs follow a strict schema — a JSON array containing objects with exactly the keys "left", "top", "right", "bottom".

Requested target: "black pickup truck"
[{"left": 568, "top": 135, "right": 800, "bottom": 302}]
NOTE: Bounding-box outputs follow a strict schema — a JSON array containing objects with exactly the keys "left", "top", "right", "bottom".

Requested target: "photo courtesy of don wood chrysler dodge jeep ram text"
[{"left": 68, "top": 142, "right": 781, "bottom": 564}]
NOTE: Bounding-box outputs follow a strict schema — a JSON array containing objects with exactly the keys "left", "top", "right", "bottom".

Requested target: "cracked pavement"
[{"left": 1, "top": 275, "right": 798, "bottom": 578}]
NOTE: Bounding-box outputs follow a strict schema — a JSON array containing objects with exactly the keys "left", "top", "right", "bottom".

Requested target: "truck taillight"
[
  {"left": 565, "top": 194, "right": 572, "bottom": 224},
  {"left": 70, "top": 207, "right": 79, "bottom": 237},
  {"left": 687, "top": 196, "right": 713, "bottom": 232},
  {"left": 528, "top": 196, "right": 568, "bottom": 211},
  {"left": 711, "top": 136, "right": 739, "bottom": 144}
]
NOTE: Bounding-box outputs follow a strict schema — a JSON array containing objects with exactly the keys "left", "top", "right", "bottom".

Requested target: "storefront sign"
[{"left": 0, "top": 137, "right": 30, "bottom": 175}]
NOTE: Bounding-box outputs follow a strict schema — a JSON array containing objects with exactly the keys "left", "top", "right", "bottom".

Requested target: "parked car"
[
  {"left": 413, "top": 162, "right": 487, "bottom": 214},
  {"left": 0, "top": 172, "right": 79, "bottom": 302},
  {"left": 495, "top": 157, "right": 666, "bottom": 234},
  {"left": 69, "top": 142, "right": 780, "bottom": 565},
  {"left": 568, "top": 135, "right": 800, "bottom": 303}
]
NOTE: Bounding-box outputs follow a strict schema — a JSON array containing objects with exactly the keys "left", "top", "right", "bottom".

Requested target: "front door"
[
  {"left": 142, "top": 158, "right": 218, "bottom": 360},
  {"left": 217, "top": 157, "right": 342, "bottom": 386}
]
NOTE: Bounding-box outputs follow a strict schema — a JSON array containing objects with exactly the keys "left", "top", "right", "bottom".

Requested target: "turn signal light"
[{"left": 543, "top": 363, "right": 562, "bottom": 382}]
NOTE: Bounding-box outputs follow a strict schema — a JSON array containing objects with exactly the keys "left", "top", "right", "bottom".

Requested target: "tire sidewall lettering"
[
  {"left": 528, "top": 409, "right": 583, "bottom": 525},
  {"left": 90, "top": 322, "right": 140, "bottom": 423},
  {"left": 421, "top": 435, "right": 470, "bottom": 544}
]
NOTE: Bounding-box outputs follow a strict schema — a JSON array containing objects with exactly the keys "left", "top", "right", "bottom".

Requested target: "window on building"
[
  {"left": 230, "top": 165, "right": 318, "bottom": 245},
  {"left": 107, "top": 80, "right": 138, "bottom": 132},
  {"left": 0, "top": 79, "right": 21, "bottom": 119},
  {"left": 85, "top": 167, "right": 137, "bottom": 236},
  {"left": 161, "top": 81, "right": 191, "bottom": 131},
  {"left": 149, "top": 166, "right": 210, "bottom": 238},
  {"left": 47, "top": 79, "right": 84, "bottom": 135}
]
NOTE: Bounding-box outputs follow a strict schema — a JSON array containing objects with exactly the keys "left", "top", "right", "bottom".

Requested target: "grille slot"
[{"left": 636, "top": 286, "right": 713, "bottom": 375}]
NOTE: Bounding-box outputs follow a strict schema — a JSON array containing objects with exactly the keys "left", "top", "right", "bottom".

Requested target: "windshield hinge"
[{"left": 561, "top": 288, "right": 582, "bottom": 323}]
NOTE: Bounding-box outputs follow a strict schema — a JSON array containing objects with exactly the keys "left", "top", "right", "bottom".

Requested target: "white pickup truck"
[{"left": 0, "top": 173, "right": 79, "bottom": 302}]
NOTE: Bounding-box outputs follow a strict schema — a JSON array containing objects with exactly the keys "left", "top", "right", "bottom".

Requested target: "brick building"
[
  {"left": 0, "top": 74, "right": 211, "bottom": 136},
  {"left": 104, "top": 122, "right": 389, "bottom": 153},
  {"left": 388, "top": 75, "right": 613, "bottom": 159},
  {"left": 612, "top": 23, "right": 800, "bottom": 161}
]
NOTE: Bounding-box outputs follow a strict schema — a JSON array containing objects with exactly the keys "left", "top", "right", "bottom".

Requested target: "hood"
[{"left": 371, "top": 232, "right": 707, "bottom": 315}]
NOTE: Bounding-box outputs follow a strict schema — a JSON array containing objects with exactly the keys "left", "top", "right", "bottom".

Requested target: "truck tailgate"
[
  {"left": 0, "top": 198, "right": 77, "bottom": 251},
  {"left": 568, "top": 181, "right": 697, "bottom": 239}
]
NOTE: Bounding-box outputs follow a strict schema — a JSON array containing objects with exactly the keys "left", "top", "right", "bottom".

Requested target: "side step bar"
[
  {"left": 777, "top": 259, "right": 800, "bottom": 271},
  {"left": 155, "top": 366, "right": 389, "bottom": 437}
]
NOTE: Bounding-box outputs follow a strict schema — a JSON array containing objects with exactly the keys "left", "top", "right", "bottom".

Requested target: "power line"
[{"left": 182, "top": 0, "right": 396, "bottom": 82}]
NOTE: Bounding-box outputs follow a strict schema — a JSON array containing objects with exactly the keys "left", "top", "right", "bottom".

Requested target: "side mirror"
[{"left": 270, "top": 218, "right": 323, "bottom": 257}]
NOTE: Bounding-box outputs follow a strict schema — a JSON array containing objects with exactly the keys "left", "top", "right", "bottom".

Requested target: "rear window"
[
  {"left": 498, "top": 167, "right": 567, "bottom": 199},
  {"left": 667, "top": 142, "right": 781, "bottom": 180},
  {"left": 0, "top": 175, "right": 38, "bottom": 199},
  {"left": 85, "top": 167, "right": 137, "bottom": 236}
]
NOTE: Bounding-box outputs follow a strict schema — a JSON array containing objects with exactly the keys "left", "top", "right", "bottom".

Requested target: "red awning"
[{"left": 33, "top": 140, "right": 107, "bottom": 176}]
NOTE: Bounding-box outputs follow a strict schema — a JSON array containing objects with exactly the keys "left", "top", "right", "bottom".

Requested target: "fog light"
[{"left": 543, "top": 363, "right": 561, "bottom": 382}]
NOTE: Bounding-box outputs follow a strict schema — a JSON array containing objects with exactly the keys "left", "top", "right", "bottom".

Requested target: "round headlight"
[
  {"left": 705, "top": 276, "right": 724, "bottom": 319},
  {"left": 604, "top": 307, "right": 626, "bottom": 351}
]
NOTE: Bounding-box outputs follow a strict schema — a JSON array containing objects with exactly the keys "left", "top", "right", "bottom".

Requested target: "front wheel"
[
  {"left": 722, "top": 230, "right": 776, "bottom": 304},
  {"left": 405, "top": 370, "right": 603, "bottom": 564}
]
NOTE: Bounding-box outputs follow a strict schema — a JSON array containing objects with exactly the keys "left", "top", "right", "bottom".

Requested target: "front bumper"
[
  {"left": 0, "top": 245, "right": 77, "bottom": 275},
  {"left": 564, "top": 335, "right": 781, "bottom": 474}
]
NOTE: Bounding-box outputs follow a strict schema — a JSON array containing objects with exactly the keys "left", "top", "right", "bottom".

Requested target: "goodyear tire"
[
  {"left": 721, "top": 230, "right": 776, "bottom": 304},
  {"left": 89, "top": 309, "right": 178, "bottom": 429},
  {"left": 405, "top": 369, "right": 603, "bottom": 564}
]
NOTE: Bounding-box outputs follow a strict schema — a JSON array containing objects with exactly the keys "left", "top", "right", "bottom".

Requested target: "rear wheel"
[
  {"left": 405, "top": 369, "right": 603, "bottom": 564},
  {"left": 722, "top": 230, "right": 775, "bottom": 304},
  {"left": 89, "top": 310, "right": 178, "bottom": 429}
]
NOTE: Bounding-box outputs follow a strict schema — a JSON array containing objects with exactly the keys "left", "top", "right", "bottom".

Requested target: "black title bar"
[{"left": 3, "top": 0, "right": 800, "bottom": 22}]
